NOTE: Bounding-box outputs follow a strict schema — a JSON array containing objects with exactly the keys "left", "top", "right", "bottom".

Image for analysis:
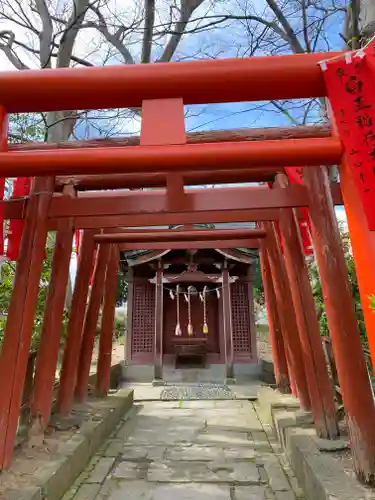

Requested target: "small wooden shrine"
[{"left": 123, "top": 244, "right": 257, "bottom": 383}]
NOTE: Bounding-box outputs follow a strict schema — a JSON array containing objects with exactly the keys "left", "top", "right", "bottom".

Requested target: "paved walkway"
[{"left": 64, "top": 400, "right": 304, "bottom": 500}]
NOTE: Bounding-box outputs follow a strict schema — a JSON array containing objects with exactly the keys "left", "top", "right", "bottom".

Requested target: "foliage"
[
  {"left": 308, "top": 222, "right": 368, "bottom": 347},
  {"left": 116, "top": 269, "right": 128, "bottom": 306},
  {"left": 9, "top": 114, "right": 46, "bottom": 144},
  {"left": 0, "top": 244, "right": 69, "bottom": 349},
  {"left": 252, "top": 253, "right": 265, "bottom": 303}
]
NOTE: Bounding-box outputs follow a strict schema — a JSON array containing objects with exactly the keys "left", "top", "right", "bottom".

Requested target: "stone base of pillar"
[
  {"left": 152, "top": 379, "right": 166, "bottom": 387},
  {"left": 225, "top": 377, "right": 237, "bottom": 385}
]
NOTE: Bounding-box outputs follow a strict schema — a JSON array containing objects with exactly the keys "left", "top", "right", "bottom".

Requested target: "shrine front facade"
[{"left": 123, "top": 247, "right": 259, "bottom": 383}]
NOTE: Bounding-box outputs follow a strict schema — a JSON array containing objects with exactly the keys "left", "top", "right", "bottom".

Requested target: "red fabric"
[
  {"left": 285, "top": 167, "right": 313, "bottom": 255},
  {"left": 74, "top": 230, "right": 81, "bottom": 256},
  {"left": 0, "top": 178, "right": 5, "bottom": 256},
  {"left": 6, "top": 178, "right": 31, "bottom": 261},
  {"left": 268, "top": 174, "right": 313, "bottom": 256},
  {"left": 90, "top": 246, "right": 98, "bottom": 285},
  {"left": 322, "top": 45, "right": 375, "bottom": 230}
]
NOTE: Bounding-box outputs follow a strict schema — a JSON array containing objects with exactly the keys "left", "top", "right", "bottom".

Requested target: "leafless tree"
[{"left": 0, "top": 0, "right": 213, "bottom": 141}]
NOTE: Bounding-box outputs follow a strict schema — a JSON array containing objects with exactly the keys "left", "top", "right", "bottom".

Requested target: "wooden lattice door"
[
  {"left": 131, "top": 282, "right": 155, "bottom": 362},
  {"left": 230, "top": 281, "right": 252, "bottom": 358}
]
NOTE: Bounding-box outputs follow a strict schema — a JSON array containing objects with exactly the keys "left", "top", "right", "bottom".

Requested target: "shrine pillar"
[
  {"left": 259, "top": 246, "right": 290, "bottom": 393},
  {"left": 96, "top": 245, "right": 119, "bottom": 397},
  {"left": 222, "top": 260, "right": 235, "bottom": 383},
  {"left": 247, "top": 265, "right": 258, "bottom": 362},
  {"left": 75, "top": 243, "right": 111, "bottom": 402},
  {"left": 0, "top": 174, "right": 54, "bottom": 469},
  {"left": 264, "top": 222, "right": 311, "bottom": 411},
  {"left": 275, "top": 174, "right": 338, "bottom": 438},
  {"left": 303, "top": 165, "right": 375, "bottom": 483},
  {"left": 153, "top": 261, "right": 164, "bottom": 383},
  {"left": 57, "top": 229, "right": 96, "bottom": 415},
  {"left": 31, "top": 186, "right": 75, "bottom": 432}
]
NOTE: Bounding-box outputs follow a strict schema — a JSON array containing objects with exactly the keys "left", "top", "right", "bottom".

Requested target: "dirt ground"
[{"left": 0, "top": 341, "right": 125, "bottom": 498}]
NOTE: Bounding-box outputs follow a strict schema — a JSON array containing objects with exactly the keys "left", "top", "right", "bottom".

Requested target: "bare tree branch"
[
  {"left": 158, "top": 0, "right": 205, "bottom": 62},
  {"left": 141, "top": 0, "right": 155, "bottom": 63},
  {"left": 34, "top": 0, "right": 53, "bottom": 68},
  {"left": 264, "top": 0, "right": 305, "bottom": 53},
  {"left": 87, "top": 5, "right": 135, "bottom": 64},
  {"left": 0, "top": 30, "right": 29, "bottom": 70},
  {"left": 57, "top": 0, "right": 92, "bottom": 68}
]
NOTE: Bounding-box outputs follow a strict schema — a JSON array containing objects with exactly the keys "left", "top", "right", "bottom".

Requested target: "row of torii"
[{"left": 0, "top": 44, "right": 374, "bottom": 483}]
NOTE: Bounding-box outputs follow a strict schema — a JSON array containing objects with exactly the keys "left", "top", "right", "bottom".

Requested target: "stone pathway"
[{"left": 63, "top": 400, "right": 304, "bottom": 500}]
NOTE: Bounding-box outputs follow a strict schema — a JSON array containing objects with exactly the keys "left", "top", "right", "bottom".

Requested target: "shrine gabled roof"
[{"left": 122, "top": 223, "right": 257, "bottom": 266}]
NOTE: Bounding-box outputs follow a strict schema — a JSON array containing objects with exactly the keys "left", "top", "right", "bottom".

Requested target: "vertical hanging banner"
[
  {"left": 285, "top": 167, "right": 313, "bottom": 256},
  {"left": 74, "top": 230, "right": 81, "bottom": 257},
  {"left": 268, "top": 175, "right": 313, "bottom": 256},
  {"left": 322, "top": 44, "right": 375, "bottom": 230},
  {"left": 6, "top": 178, "right": 31, "bottom": 261}
]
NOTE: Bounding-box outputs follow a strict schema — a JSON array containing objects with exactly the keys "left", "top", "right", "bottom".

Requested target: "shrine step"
[{"left": 122, "top": 363, "right": 262, "bottom": 384}]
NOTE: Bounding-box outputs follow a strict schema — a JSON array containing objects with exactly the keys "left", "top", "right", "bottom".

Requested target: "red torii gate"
[{"left": 0, "top": 47, "right": 374, "bottom": 484}]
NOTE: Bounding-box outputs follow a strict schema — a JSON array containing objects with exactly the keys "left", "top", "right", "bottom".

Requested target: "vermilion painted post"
[
  {"left": 56, "top": 229, "right": 96, "bottom": 415},
  {"left": 75, "top": 243, "right": 111, "bottom": 402},
  {"left": 0, "top": 175, "right": 54, "bottom": 469},
  {"left": 259, "top": 246, "right": 290, "bottom": 393},
  {"left": 96, "top": 245, "right": 119, "bottom": 397},
  {"left": 264, "top": 221, "right": 311, "bottom": 411},
  {"left": 222, "top": 261, "right": 235, "bottom": 382},
  {"left": 31, "top": 186, "right": 76, "bottom": 431},
  {"left": 275, "top": 174, "right": 338, "bottom": 438},
  {"left": 304, "top": 165, "right": 375, "bottom": 482}
]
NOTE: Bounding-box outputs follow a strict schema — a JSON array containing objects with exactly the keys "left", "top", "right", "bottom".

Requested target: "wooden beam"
[
  {"left": 49, "top": 186, "right": 310, "bottom": 219},
  {"left": 61, "top": 209, "right": 281, "bottom": 230},
  {"left": 0, "top": 184, "right": 344, "bottom": 223},
  {"left": 118, "top": 239, "right": 260, "bottom": 250},
  {"left": 56, "top": 168, "right": 279, "bottom": 190},
  {"left": 94, "top": 228, "right": 266, "bottom": 243},
  {"left": 15, "top": 125, "right": 332, "bottom": 154},
  {"left": 0, "top": 138, "right": 342, "bottom": 178},
  {"left": 0, "top": 51, "right": 341, "bottom": 113}
]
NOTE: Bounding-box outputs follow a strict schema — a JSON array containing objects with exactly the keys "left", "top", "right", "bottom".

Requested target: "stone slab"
[
  {"left": 195, "top": 429, "right": 252, "bottom": 446},
  {"left": 74, "top": 484, "right": 101, "bottom": 500},
  {"left": 146, "top": 460, "right": 260, "bottom": 483},
  {"left": 314, "top": 437, "right": 349, "bottom": 452},
  {"left": 263, "top": 394, "right": 367, "bottom": 500},
  {"left": 102, "top": 480, "right": 231, "bottom": 500},
  {"left": 87, "top": 457, "right": 116, "bottom": 483},
  {"left": 234, "top": 485, "right": 270, "bottom": 499},
  {"left": 286, "top": 429, "right": 367, "bottom": 500},
  {"left": 262, "top": 456, "right": 291, "bottom": 492}
]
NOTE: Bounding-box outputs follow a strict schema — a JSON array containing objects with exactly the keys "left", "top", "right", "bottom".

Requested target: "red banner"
[
  {"left": 285, "top": 167, "right": 313, "bottom": 255},
  {"left": 6, "top": 178, "right": 31, "bottom": 261},
  {"left": 268, "top": 174, "right": 313, "bottom": 256},
  {"left": 322, "top": 46, "right": 375, "bottom": 230},
  {"left": 74, "top": 230, "right": 81, "bottom": 257}
]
